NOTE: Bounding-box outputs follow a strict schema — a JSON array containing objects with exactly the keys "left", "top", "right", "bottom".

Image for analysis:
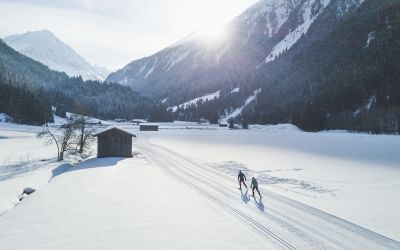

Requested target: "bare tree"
[
  {"left": 70, "top": 102, "right": 96, "bottom": 156},
  {"left": 72, "top": 115, "right": 96, "bottom": 157},
  {"left": 38, "top": 122, "right": 76, "bottom": 161}
]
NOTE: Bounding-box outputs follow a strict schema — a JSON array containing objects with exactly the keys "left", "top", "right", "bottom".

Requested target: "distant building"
[
  {"left": 94, "top": 127, "right": 136, "bottom": 158},
  {"left": 219, "top": 122, "right": 228, "bottom": 127},
  {"left": 114, "top": 119, "right": 127, "bottom": 123},
  {"left": 140, "top": 123, "right": 159, "bottom": 131},
  {"left": 130, "top": 119, "right": 147, "bottom": 125}
]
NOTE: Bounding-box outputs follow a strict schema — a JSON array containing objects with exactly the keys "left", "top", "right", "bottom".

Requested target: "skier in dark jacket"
[
  {"left": 238, "top": 170, "right": 247, "bottom": 189},
  {"left": 250, "top": 177, "right": 262, "bottom": 198}
]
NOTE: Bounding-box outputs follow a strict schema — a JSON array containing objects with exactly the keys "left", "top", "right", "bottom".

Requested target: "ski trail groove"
[
  {"left": 146, "top": 141, "right": 400, "bottom": 249},
  {"left": 137, "top": 140, "right": 400, "bottom": 250},
  {"left": 143, "top": 145, "right": 331, "bottom": 249},
  {"left": 140, "top": 143, "right": 297, "bottom": 249}
]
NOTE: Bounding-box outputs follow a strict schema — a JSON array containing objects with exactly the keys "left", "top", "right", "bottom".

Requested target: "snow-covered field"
[
  {"left": 0, "top": 123, "right": 73, "bottom": 216},
  {"left": 142, "top": 124, "right": 400, "bottom": 240},
  {"left": 0, "top": 121, "right": 400, "bottom": 249}
]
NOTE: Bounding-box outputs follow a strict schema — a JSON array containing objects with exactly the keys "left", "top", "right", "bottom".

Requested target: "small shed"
[
  {"left": 94, "top": 127, "right": 136, "bottom": 158},
  {"left": 140, "top": 123, "right": 159, "bottom": 131},
  {"left": 219, "top": 122, "right": 228, "bottom": 127}
]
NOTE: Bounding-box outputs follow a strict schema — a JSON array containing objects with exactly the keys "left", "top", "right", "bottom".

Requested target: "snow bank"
[
  {"left": 0, "top": 124, "right": 75, "bottom": 215},
  {"left": 0, "top": 161, "right": 71, "bottom": 216}
]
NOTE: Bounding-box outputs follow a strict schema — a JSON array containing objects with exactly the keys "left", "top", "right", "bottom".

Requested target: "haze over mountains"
[
  {"left": 4, "top": 30, "right": 110, "bottom": 81},
  {"left": 107, "top": 0, "right": 400, "bottom": 133},
  {"left": 106, "top": 0, "right": 353, "bottom": 99}
]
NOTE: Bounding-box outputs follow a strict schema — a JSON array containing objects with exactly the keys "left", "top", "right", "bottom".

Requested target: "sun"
[
  {"left": 197, "top": 23, "right": 229, "bottom": 43},
  {"left": 187, "top": 0, "right": 245, "bottom": 44}
]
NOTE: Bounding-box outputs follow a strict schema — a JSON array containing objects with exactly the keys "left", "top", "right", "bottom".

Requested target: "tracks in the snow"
[
  {"left": 140, "top": 143, "right": 297, "bottom": 249},
  {"left": 137, "top": 141, "right": 400, "bottom": 250}
]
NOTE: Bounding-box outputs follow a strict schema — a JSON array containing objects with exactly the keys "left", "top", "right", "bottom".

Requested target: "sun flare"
[{"left": 197, "top": 23, "right": 229, "bottom": 43}]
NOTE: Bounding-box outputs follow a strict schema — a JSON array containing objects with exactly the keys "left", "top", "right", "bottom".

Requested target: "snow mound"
[
  {"left": 266, "top": 124, "right": 301, "bottom": 131},
  {"left": 251, "top": 124, "right": 301, "bottom": 132}
]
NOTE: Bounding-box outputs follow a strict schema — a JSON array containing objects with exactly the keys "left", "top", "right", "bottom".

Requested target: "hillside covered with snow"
[
  {"left": 106, "top": 0, "right": 400, "bottom": 134},
  {"left": 4, "top": 30, "right": 110, "bottom": 81}
]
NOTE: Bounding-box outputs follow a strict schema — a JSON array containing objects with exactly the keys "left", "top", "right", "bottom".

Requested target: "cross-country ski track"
[{"left": 136, "top": 138, "right": 400, "bottom": 250}]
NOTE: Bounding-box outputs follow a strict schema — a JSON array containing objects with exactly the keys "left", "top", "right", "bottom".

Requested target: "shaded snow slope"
[
  {"left": 223, "top": 89, "right": 261, "bottom": 122},
  {"left": 169, "top": 90, "right": 221, "bottom": 112},
  {"left": 105, "top": 0, "right": 315, "bottom": 100},
  {"left": 265, "top": 0, "right": 331, "bottom": 64}
]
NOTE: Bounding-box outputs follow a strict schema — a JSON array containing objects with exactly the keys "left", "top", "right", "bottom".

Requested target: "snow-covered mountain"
[
  {"left": 106, "top": 0, "right": 389, "bottom": 127},
  {"left": 4, "top": 30, "right": 110, "bottom": 81},
  {"left": 106, "top": 0, "right": 343, "bottom": 101}
]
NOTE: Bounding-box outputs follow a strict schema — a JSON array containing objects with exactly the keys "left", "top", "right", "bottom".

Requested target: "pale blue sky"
[{"left": 0, "top": 0, "right": 257, "bottom": 69}]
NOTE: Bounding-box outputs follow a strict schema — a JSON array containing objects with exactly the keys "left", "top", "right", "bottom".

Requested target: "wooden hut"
[
  {"left": 94, "top": 127, "right": 136, "bottom": 158},
  {"left": 139, "top": 123, "right": 159, "bottom": 131}
]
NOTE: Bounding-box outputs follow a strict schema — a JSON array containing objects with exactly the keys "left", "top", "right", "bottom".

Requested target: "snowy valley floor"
[{"left": 0, "top": 122, "right": 400, "bottom": 249}]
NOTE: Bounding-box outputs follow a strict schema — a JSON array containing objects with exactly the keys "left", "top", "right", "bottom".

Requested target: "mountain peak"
[
  {"left": 4, "top": 30, "right": 109, "bottom": 81},
  {"left": 30, "top": 29, "right": 54, "bottom": 35},
  {"left": 7, "top": 29, "right": 58, "bottom": 42}
]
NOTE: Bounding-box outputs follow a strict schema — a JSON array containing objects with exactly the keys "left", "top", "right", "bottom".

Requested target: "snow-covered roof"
[
  {"left": 94, "top": 126, "right": 137, "bottom": 137},
  {"left": 139, "top": 123, "right": 159, "bottom": 126},
  {"left": 130, "top": 119, "right": 147, "bottom": 122}
]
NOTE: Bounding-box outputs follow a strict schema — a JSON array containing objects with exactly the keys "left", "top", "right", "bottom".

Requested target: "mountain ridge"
[
  {"left": 4, "top": 30, "right": 110, "bottom": 81},
  {"left": 107, "top": 0, "right": 400, "bottom": 133},
  {"left": 105, "top": 0, "right": 335, "bottom": 101}
]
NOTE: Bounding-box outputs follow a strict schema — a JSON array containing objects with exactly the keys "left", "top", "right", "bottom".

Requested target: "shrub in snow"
[{"left": 23, "top": 187, "right": 36, "bottom": 195}]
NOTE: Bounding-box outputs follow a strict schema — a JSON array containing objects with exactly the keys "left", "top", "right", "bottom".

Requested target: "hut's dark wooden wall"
[
  {"left": 140, "top": 125, "right": 159, "bottom": 131},
  {"left": 97, "top": 129, "right": 133, "bottom": 158}
]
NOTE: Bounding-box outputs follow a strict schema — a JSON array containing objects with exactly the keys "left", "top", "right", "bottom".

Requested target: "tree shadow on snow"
[
  {"left": 51, "top": 158, "right": 125, "bottom": 179},
  {"left": 51, "top": 163, "right": 74, "bottom": 179}
]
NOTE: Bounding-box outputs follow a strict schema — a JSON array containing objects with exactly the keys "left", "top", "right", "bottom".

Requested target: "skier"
[
  {"left": 238, "top": 170, "right": 248, "bottom": 189},
  {"left": 250, "top": 177, "right": 262, "bottom": 198}
]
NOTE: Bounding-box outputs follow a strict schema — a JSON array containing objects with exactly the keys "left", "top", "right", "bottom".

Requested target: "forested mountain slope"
[{"left": 0, "top": 39, "right": 158, "bottom": 124}]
